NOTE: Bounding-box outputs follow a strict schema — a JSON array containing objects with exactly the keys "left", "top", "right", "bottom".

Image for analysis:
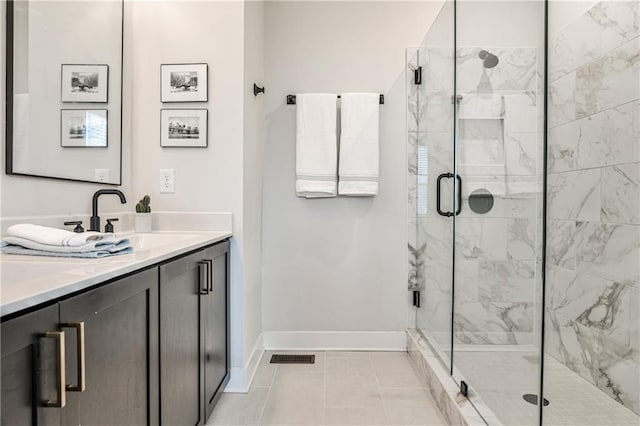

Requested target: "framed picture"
[
  {"left": 161, "top": 109, "right": 208, "bottom": 148},
  {"left": 61, "top": 64, "right": 109, "bottom": 103},
  {"left": 161, "top": 63, "right": 208, "bottom": 102},
  {"left": 60, "top": 109, "right": 108, "bottom": 148}
]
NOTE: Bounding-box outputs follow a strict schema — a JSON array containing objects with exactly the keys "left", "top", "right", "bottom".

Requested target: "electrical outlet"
[
  {"left": 95, "top": 169, "right": 110, "bottom": 182},
  {"left": 160, "top": 169, "right": 175, "bottom": 193}
]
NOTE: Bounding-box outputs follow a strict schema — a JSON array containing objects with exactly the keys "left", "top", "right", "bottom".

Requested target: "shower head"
[{"left": 479, "top": 50, "right": 499, "bottom": 69}]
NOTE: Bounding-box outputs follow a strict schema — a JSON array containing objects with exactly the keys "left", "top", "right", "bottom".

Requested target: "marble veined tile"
[
  {"left": 548, "top": 2, "right": 605, "bottom": 82},
  {"left": 548, "top": 120, "right": 579, "bottom": 173},
  {"left": 597, "top": 336, "right": 640, "bottom": 414},
  {"left": 424, "top": 132, "right": 454, "bottom": 175},
  {"left": 576, "top": 102, "right": 635, "bottom": 169},
  {"left": 596, "top": 1, "right": 640, "bottom": 53},
  {"left": 478, "top": 260, "right": 535, "bottom": 303},
  {"left": 547, "top": 265, "right": 578, "bottom": 311},
  {"left": 576, "top": 37, "right": 639, "bottom": 119},
  {"left": 634, "top": 100, "right": 640, "bottom": 162},
  {"left": 455, "top": 217, "right": 508, "bottom": 261},
  {"left": 547, "top": 219, "right": 577, "bottom": 269},
  {"left": 507, "top": 217, "right": 536, "bottom": 260},
  {"left": 549, "top": 72, "right": 577, "bottom": 128},
  {"left": 548, "top": 268, "right": 632, "bottom": 347},
  {"left": 548, "top": 169, "right": 601, "bottom": 221},
  {"left": 456, "top": 47, "right": 537, "bottom": 93},
  {"left": 458, "top": 93, "right": 503, "bottom": 119},
  {"left": 424, "top": 47, "right": 455, "bottom": 93},
  {"left": 505, "top": 132, "right": 538, "bottom": 177},
  {"left": 454, "top": 301, "right": 534, "bottom": 345},
  {"left": 630, "top": 287, "right": 639, "bottom": 352},
  {"left": 576, "top": 221, "right": 640, "bottom": 286},
  {"left": 545, "top": 309, "right": 600, "bottom": 384},
  {"left": 504, "top": 92, "right": 538, "bottom": 133},
  {"left": 601, "top": 163, "right": 640, "bottom": 225}
]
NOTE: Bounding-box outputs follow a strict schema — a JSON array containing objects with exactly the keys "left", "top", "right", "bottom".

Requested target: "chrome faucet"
[{"left": 90, "top": 189, "right": 127, "bottom": 232}]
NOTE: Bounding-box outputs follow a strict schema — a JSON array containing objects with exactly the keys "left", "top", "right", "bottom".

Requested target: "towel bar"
[{"left": 286, "top": 94, "right": 384, "bottom": 105}]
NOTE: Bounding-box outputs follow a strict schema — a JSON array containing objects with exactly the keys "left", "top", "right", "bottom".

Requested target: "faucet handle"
[
  {"left": 64, "top": 221, "right": 85, "bottom": 233},
  {"left": 105, "top": 218, "right": 119, "bottom": 234}
]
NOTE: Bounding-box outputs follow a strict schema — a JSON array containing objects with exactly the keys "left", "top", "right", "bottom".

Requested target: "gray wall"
[{"left": 261, "top": 1, "right": 443, "bottom": 339}]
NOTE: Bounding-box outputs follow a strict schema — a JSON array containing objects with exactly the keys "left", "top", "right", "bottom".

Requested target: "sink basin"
[{"left": 126, "top": 233, "right": 197, "bottom": 250}]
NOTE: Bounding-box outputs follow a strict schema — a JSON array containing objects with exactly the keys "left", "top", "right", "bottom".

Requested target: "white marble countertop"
[{"left": 0, "top": 230, "right": 232, "bottom": 318}]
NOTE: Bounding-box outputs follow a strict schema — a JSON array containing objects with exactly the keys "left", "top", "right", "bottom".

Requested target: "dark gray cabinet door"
[
  {"left": 1, "top": 305, "right": 61, "bottom": 426},
  {"left": 203, "top": 241, "right": 230, "bottom": 419},
  {"left": 160, "top": 249, "right": 207, "bottom": 426},
  {"left": 58, "top": 268, "right": 159, "bottom": 426}
]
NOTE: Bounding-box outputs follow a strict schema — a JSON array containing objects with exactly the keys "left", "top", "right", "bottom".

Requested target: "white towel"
[
  {"left": 338, "top": 93, "right": 380, "bottom": 196},
  {"left": 4, "top": 224, "right": 117, "bottom": 250},
  {"left": 295, "top": 93, "right": 338, "bottom": 198}
]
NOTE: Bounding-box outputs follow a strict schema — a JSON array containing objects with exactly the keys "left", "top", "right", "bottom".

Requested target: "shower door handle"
[
  {"left": 455, "top": 174, "right": 462, "bottom": 216},
  {"left": 436, "top": 172, "right": 454, "bottom": 217},
  {"left": 436, "top": 173, "right": 463, "bottom": 217}
]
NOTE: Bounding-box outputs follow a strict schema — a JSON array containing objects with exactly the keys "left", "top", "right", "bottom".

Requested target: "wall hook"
[{"left": 253, "top": 83, "right": 265, "bottom": 97}]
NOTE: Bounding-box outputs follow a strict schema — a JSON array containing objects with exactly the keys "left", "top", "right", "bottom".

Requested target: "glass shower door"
[
  {"left": 451, "top": 1, "right": 547, "bottom": 425},
  {"left": 410, "top": 0, "right": 456, "bottom": 368}
]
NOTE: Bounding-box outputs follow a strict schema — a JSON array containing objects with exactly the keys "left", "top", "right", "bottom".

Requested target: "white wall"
[
  {"left": 242, "top": 0, "right": 265, "bottom": 366},
  {"left": 261, "top": 1, "right": 443, "bottom": 346},
  {"left": 129, "top": 0, "right": 255, "bottom": 381}
]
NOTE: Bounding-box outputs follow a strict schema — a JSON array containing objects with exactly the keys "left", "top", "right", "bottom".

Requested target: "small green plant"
[{"left": 136, "top": 195, "right": 151, "bottom": 213}]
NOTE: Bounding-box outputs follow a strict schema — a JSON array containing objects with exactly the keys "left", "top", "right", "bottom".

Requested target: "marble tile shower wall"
[
  {"left": 546, "top": 0, "right": 639, "bottom": 415},
  {"left": 408, "top": 45, "right": 544, "bottom": 346}
]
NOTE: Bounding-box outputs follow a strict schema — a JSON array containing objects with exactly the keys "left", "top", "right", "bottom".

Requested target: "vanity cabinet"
[
  {"left": 160, "top": 240, "right": 230, "bottom": 425},
  {"left": 1, "top": 305, "right": 61, "bottom": 426},
  {"left": 58, "top": 268, "right": 159, "bottom": 426},
  {"left": 0, "top": 268, "right": 158, "bottom": 426},
  {"left": 0, "top": 239, "right": 230, "bottom": 426}
]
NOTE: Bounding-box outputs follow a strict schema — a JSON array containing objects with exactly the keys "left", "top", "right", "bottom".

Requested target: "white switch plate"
[
  {"left": 95, "top": 169, "right": 110, "bottom": 182},
  {"left": 160, "top": 169, "right": 175, "bottom": 193}
]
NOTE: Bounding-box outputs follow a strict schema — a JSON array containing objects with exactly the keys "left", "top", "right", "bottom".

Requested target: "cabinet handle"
[
  {"left": 205, "top": 259, "right": 214, "bottom": 292},
  {"left": 198, "top": 261, "right": 209, "bottom": 295},
  {"left": 61, "top": 322, "right": 86, "bottom": 392},
  {"left": 39, "top": 331, "right": 66, "bottom": 408}
]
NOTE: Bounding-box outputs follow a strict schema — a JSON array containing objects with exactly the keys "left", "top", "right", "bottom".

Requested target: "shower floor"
[{"left": 453, "top": 350, "right": 639, "bottom": 426}]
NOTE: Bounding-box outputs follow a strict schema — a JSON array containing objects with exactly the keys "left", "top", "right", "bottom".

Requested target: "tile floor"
[
  {"left": 454, "top": 351, "right": 640, "bottom": 426},
  {"left": 207, "top": 351, "right": 448, "bottom": 426}
]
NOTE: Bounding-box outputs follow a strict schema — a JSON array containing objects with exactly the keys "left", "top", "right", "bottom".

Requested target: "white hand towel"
[
  {"left": 295, "top": 93, "right": 338, "bottom": 198},
  {"left": 338, "top": 93, "right": 380, "bottom": 196},
  {"left": 6, "top": 224, "right": 116, "bottom": 248}
]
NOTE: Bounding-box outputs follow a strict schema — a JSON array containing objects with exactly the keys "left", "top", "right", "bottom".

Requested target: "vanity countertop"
[{"left": 0, "top": 231, "right": 232, "bottom": 318}]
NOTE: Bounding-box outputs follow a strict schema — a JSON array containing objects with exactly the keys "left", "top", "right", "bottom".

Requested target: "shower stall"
[{"left": 407, "top": 0, "right": 639, "bottom": 424}]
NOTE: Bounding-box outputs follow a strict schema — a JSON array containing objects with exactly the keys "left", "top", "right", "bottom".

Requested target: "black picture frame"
[
  {"left": 160, "top": 63, "right": 209, "bottom": 103},
  {"left": 160, "top": 108, "right": 208, "bottom": 148},
  {"left": 60, "top": 109, "right": 109, "bottom": 148},
  {"left": 61, "top": 64, "right": 109, "bottom": 103}
]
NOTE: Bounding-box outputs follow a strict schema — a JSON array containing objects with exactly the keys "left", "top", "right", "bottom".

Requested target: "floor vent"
[
  {"left": 523, "top": 394, "right": 550, "bottom": 406},
  {"left": 270, "top": 354, "right": 315, "bottom": 364}
]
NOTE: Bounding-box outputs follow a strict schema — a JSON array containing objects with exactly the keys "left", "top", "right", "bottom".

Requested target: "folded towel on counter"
[
  {"left": 338, "top": 93, "right": 380, "bottom": 196},
  {"left": 6, "top": 224, "right": 116, "bottom": 247},
  {"left": 0, "top": 224, "right": 132, "bottom": 258},
  {"left": 1, "top": 236, "right": 132, "bottom": 254},
  {"left": 295, "top": 93, "right": 338, "bottom": 198},
  {"left": 0, "top": 243, "right": 133, "bottom": 258}
]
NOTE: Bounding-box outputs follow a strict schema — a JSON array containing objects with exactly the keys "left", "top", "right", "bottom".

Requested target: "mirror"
[{"left": 6, "top": 0, "right": 123, "bottom": 184}]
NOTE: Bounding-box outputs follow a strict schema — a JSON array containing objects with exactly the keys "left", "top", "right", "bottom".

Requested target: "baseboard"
[
  {"left": 224, "top": 334, "right": 264, "bottom": 393},
  {"left": 263, "top": 331, "right": 406, "bottom": 351}
]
